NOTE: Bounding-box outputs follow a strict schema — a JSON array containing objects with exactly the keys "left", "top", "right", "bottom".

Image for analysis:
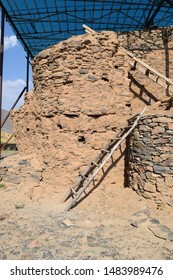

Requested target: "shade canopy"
[{"left": 1, "top": 0, "right": 173, "bottom": 58}]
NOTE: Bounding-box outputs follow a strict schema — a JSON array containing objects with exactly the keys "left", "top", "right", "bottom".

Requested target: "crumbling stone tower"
[{"left": 12, "top": 31, "right": 136, "bottom": 188}]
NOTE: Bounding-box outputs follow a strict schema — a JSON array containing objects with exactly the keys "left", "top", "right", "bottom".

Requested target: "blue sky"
[{"left": 2, "top": 20, "right": 33, "bottom": 111}]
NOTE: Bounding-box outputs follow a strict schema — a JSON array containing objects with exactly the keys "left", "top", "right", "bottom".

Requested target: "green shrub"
[{"left": 0, "top": 183, "right": 6, "bottom": 189}]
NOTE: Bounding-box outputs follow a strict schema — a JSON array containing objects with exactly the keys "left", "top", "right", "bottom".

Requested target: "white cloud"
[
  {"left": 2, "top": 79, "right": 26, "bottom": 109},
  {"left": 0, "top": 30, "right": 18, "bottom": 51},
  {"left": 4, "top": 35, "right": 18, "bottom": 50},
  {"left": 4, "top": 79, "right": 25, "bottom": 89}
]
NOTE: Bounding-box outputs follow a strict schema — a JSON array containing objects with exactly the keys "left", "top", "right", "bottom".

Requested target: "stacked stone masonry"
[
  {"left": 11, "top": 31, "right": 136, "bottom": 188},
  {"left": 5, "top": 28, "right": 173, "bottom": 200},
  {"left": 128, "top": 114, "right": 173, "bottom": 208}
]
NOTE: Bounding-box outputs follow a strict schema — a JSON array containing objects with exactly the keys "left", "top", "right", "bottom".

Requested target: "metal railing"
[{"left": 0, "top": 86, "right": 26, "bottom": 157}]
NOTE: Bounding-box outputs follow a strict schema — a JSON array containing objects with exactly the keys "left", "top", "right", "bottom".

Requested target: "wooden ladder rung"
[
  {"left": 70, "top": 187, "right": 77, "bottom": 195},
  {"left": 124, "top": 125, "right": 132, "bottom": 128},
  {"left": 79, "top": 174, "right": 88, "bottom": 180},
  {"left": 113, "top": 136, "right": 122, "bottom": 139},
  {"left": 91, "top": 161, "right": 99, "bottom": 167},
  {"left": 101, "top": 148, "right": 110, "bottom": 153}
]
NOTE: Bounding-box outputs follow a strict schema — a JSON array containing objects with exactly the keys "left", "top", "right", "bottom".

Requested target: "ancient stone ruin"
[
  {"left": 11, "top": 31, "right": 143, "bottom": 190},
  {"left": 0, "top": 29, "right": 173, "bottom": 208}
]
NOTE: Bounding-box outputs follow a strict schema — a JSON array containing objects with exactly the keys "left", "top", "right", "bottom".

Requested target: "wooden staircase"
[
  {"left": 122, "top": 48, "right": 173, "bottom": 95},
  {"left": 63, "top": 107, "right": 147, "bottom": 211},
  {"left": 82, "top": 24, "right": 173, "bottom": 96}
]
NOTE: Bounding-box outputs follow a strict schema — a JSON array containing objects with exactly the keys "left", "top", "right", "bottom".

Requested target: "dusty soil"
[{"left": 0, "top": 150, "right": 173, "bottom": 260}]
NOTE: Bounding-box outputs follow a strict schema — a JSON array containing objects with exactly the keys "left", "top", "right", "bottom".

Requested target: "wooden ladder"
[
  {"left": 122, "top": 47, "right": 173, "bottom": 95},
  {"left": 63, "top": 107, "right": 147, "bottom": 211}
]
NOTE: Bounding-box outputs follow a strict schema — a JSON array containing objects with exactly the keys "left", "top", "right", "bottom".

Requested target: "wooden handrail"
[{"left": 122, "top": 47, "right": 173, "bottom": 87}]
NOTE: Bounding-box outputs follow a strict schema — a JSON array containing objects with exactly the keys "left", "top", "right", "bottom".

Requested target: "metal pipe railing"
[
  {"left": 0, "top": 86, "right": 26, "bottom": 158},
  {"left": 0, "top": 134, "right": 13, "bottom": 151},
  {"left": 1, "top": 86, "right": 26, "bottom": 129}
]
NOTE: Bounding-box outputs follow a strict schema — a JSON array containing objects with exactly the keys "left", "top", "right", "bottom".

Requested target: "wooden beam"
[{"left": 82, "top": 24, "right": 96, "bottom": 34}]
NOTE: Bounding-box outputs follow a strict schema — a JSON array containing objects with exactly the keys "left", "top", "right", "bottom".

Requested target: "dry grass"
[{"left": 1, "top": 131, "right": 15, "bottom": 144}]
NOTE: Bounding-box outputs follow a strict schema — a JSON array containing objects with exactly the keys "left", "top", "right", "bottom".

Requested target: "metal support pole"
[
  {"left": 26, "top": 50, "right": 29, "bottom": 92},
  {"left": 0, "top": 7, "right": 5, "bottom": 158}
]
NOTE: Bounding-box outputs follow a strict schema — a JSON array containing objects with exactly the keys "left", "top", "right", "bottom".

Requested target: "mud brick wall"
[{"left": 128, "top": 114, "right": 173, "bottom": 208}]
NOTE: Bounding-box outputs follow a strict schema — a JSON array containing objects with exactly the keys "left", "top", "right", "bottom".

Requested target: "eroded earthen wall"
[
  {"left": 12, "top": 31, "right": 138, "bottom": 187},
  {"left": 10, "top": 28, "right": 173, "bottom": 192}
]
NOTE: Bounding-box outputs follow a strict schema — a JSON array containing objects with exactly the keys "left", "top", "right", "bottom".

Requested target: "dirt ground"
[{"left": 0, "top": 150, "right": 173, "bottom": 260}]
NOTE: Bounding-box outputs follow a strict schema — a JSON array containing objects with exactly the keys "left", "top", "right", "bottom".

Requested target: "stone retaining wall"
[{"left": 128, "top": 114, "right": 173, "bottom": 208}]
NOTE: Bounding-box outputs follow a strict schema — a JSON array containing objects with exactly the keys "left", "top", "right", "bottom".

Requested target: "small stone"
[
  {"left": 79, "top": 68, "right": 88, "bottom": 74},
  {"left": 30, "top": 173, "right": 42, "bottom": 182},
  {"left": 139, "top": 125, "right": 151, "bottom": 132},
  {"left": 18, "top": 160, "right": 29, "bottom": 166},
  {"left": 87, "top": 75, "right": 98, "bottom": 81},
  {"left": 159, "top": 224, "right": 173, "bottom": 234},
  {"left": 162, "top": 159, "right": 173, "bottom": 167},
  {"left": 153, "top": 138, "right": 168, "bottom": 144},
  {"left": 168, "top": 123, "right": 173, "bottom": 130},
  {"left": 146, "top": 166, "right": 153, "bottom": 172},
  {"left": 0, "top": 213, "right": 8, "bottom": 221},
  {"left": 148, "top": 123, "right": 158, "bottom": 128},
  {"left": 140, "top": 173, "right": 146, "bottom": 180},
  {"left": 153, "top": 117, "right": 172, "bottom": 123},
  {"left": 131, "top": 183, "right": 138, "bottom": 191},
  {"left": 145, "top": 171, "right": 158, "bottom": 180},
  {"left": 42, "top": 250, "right": 54, "bottom": 259},
  {"left": 28, "top": 240, "right": 39, "bottom": 249},
  {"left": 153, "top": 156, "right": 162, "bottom": 163},
  {"left": 39, "top": 50, "right": 49, "bottom": 59},
  {"left": 160, "top": 153, "right": 173, "bottom": 160},
  {"left": 167, "top": 232, "right": 173, "bottom": 241},
  {"left": 152, "top": 126, "right": 165, "bottom": 135},
  {"left": 167, "top": 130, "right": 173, "bottom": 135},
  {"left": 3, "top": 174, "right": 21, "bottom": 184},
  {"left": 20, "top": 253, "right": 33, "bottom": 260},
  {"left": 62, "top": 218, "right": 74, "bottom": 227},
  {"left": 133, "top": 131, "right": 140, "bottom": 140},
  {"left": 131, "top": 218, "right": 148, "bottom": 228},
  {"left": 138, "top": 165, "right": 145, "bottom": 173},
  {"left": 153, "top": 165, "right": 173, "bottom": 174},
  {"left": 149, "top": 218, "right": 160, "bottom": 224},
  {"left": 143, "top": 182, "right": 156, "bottom": 193},
  {"left": 167, "top": 199, "right": 173, "bottom": 207}
]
